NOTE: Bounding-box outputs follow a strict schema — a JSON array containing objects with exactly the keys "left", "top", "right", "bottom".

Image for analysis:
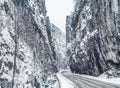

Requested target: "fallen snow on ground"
[
  {"left": 99, "top": 69, "right": 120, "bottom": 78},
  {"left": 57, "top": 73, "right": 79, "bottom": 88},
  {"left": 80, "top": 74, "right": 120, "bottom": 85},
  {"left": 57, "top": 69, "right": 120, "bottom": 88},
  {"left": 98, "top": 69, "right": 120, "bottom": 85}
]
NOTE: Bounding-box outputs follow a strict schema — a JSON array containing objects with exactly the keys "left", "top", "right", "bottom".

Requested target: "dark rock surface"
[
  {"left": 0, "top": 0, "right": 58, "bottom": 87},
  {"left": 50, "top": 24, "right": 66, "bottom": 69},
  {"left": 68, "top": 0, "right": 120, "bottom": 76}
]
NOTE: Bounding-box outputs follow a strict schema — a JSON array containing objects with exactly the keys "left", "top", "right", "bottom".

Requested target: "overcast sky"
[{"left": 46, "top": 0, "right": 74, "bottom": 32}]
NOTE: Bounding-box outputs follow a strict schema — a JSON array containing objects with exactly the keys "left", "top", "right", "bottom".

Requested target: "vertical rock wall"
[
  {"left": 0, "top": 0, "right": 58, "bottom": 88},
  {"left": 68, "top": 0, "right": 120, "bottom": 76}
]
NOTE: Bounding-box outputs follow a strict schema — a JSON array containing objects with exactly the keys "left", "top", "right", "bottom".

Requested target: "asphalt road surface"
[{"left": 62, "top": 72, "right": 120, "bottom": 88}]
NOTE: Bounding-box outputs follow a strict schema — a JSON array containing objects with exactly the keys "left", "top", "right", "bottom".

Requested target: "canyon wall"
[
  {"left": 67, "top": 0, "right": 120, "bottom": 76},
  {"left": 0, "top": 0, "right": 57, "bottom": 88}
]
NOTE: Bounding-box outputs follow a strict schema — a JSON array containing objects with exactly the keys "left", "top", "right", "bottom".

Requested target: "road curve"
[{"left": 62, "top": 72, "right": 120, "bottom": 88}]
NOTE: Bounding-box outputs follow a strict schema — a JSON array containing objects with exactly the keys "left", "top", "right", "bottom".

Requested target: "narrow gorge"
[{"left": 0, "top": 0, "right": 120, "bottom": 88}]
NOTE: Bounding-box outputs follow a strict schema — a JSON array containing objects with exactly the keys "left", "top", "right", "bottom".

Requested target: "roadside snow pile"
[
  {"left": 79, "top": 68, "right": 120, "bottom": 85},
  {"left": 98, "top": 68, "right": 120, "bottom": 85},
  {"left": 57, "top": 73, "right": 79, "bottom": 88},
  {"left": 79, "top": 74, "right": 120, "bottom": 85},
  {"left": 99, "top": 68, "right": 120, "bottom": 78}
]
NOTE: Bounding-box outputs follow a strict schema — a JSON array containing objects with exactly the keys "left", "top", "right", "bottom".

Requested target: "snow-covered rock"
[
  {"left": 99, "top": 68, "right": 120, "bottom": 78},
  {"left": 50, "top": 24, "right": 67, "bottom": 69},
  {"left": 67, "top": 0, "right": 120, "bottom": 76},
  {"left": 44, "top": 74, "right": 59, "bottom": 88},
  {"left": 0, "top": 0, "right": 58, "bottom": 88}
]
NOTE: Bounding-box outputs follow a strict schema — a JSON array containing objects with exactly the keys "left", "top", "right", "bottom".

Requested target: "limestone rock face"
[
  {"left": 68, "top": 0, "right": 120, "bottom": 76},
  {"left": 0, "top": 0, "right": 57, "bottom": 88},
  {"left": 50, "top": 24, "right": 66, "bottom": 69},
  {"left": 66, "top": 16, "right": 72, "bottom": 57}
]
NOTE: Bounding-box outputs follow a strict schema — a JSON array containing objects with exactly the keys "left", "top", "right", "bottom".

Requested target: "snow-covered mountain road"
[{"left": 57, "top": 71, "right": 120, "bottom": 88}]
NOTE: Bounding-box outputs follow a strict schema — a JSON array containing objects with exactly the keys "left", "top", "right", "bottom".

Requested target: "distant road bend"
[{"left": 60, "top": 71, "right": 120, "bottom": 88}]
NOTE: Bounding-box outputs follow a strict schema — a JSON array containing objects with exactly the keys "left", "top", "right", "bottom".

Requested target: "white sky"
[{"left": 46, "top": 0, "right": 74, "bottom": 32}]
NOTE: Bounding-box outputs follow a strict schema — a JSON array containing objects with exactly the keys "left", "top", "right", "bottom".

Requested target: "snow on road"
[
  {"left": 57, "top": 70, "right": 120, "bottom": 88},
  {"left": 56, "top": 73, "right": 79, "bottom": 88},
  {"left": 81, "top": 74, "right": 120, "bottom": 85}
]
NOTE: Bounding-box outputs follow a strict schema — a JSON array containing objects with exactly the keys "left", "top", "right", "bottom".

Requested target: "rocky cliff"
[
  {"left": 68, "top": 0, "right": 120, "bottom": 76},
  {"left": 50, "top": 24, "right": 66, "bottom": 69},
  {"left": 66, "top": 16, "right": 72, "bottom": 57},
  {"left": 0, "top": 0, "right": 57, "bottom": 88}
]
